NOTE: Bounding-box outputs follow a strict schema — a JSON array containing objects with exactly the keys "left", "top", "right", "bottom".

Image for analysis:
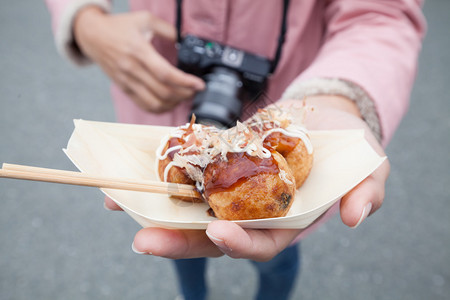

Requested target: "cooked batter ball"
[{"left": 156, "top": 108, "right": 313, "bottom": 220}]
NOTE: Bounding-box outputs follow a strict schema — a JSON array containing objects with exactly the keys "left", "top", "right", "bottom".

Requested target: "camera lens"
[{"left": 190, "top": 67, "right": 243, "bottom": 128}]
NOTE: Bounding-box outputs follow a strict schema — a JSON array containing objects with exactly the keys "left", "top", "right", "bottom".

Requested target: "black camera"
[{"left": 177, "top": 35, "right": 272, "bottom": 128}]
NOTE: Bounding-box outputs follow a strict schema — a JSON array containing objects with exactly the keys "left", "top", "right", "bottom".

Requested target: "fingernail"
[
  {"left": 351, "top": 202, "right": 372, "bottom": 228},
  {"left": 194, "top": 80, "right": 205, "bottom": 90},
  {"left": 103, "top": 202, "right": 113, "bottom": 211},
  {"left": 206, "top": 230, "right": 232, "bottom": 253},
  {"left": 131, "top": 242, "right": 151, "bottom": 255}
]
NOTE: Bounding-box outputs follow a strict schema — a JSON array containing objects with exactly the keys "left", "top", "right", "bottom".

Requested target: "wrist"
[
  {"left": 280, "top": 78, "right": 382, "bottom": 143},
  {"left": 277, "top": 95, "right": 370, "bottom": 139},
  {"left": 279, "top": 95, "right": 362, "bottom": 118},
  {"left": 73, "top": 6, "right": 107, "bottom": 52},
  {"left": 302, "top": 95, "right": 362, "bottom": 118},
  {"left": 51, "top": 0, "right": 110, "bottom": 65}
]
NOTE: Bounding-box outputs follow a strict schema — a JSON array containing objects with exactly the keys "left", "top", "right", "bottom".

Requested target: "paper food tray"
[{"left": 64, "top": 120, "right": 385, "bottom": 229}]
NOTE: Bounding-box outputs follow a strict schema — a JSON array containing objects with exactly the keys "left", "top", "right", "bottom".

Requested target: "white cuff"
[
  {"left": 55, "top": 0, "right": 111, "bottom": 66},
  {"left": 281, "top": 78, "right": 382, "bottom": 142}
]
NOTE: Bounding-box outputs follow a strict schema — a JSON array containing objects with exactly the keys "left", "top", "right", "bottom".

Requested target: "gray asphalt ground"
[{"left": 1, "top": 1, "right": 449, "bottom": 300}]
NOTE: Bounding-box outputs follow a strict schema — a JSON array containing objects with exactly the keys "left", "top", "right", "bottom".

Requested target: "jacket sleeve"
[
  {"left": 282, "top": 0, "right": 426, "bottom": 146},
  {"left": 45, "top": 0, "right": 111, "bottom": 65}
]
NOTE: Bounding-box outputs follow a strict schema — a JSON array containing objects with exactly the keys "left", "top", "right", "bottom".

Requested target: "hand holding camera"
[
  {"left": 178, "top": 35, "right": 272, "bottom": 128},
  {"left": 73, "top": 6, "right": 205, "bottom": 113},
  {"left": 73, "top": 4, "right": 283, "bottom": 124}
]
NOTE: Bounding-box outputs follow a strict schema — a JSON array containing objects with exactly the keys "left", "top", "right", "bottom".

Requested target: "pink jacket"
[
  {"left": 45, "top": 0, "right": 425, "bottom": 238},
  {"left": 46, "top": 0, "right": 425, "bottom": 146}
]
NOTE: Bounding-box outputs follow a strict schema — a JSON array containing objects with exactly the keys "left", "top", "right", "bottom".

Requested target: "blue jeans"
[{"left": 173, "top": 243, "right": 300, "bottom": 300}]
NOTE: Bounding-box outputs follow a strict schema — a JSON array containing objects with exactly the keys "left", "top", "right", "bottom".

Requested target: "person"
[{"left": 45, "top": 1, "right": 426, "bottom": 299}]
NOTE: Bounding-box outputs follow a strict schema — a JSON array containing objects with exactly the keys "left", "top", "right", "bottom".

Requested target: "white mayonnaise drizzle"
[
  {"left": 158, "top": 145, "right": 182, "bottom": 160},
  {"left": 278, "top": 169, "right": 294, "bottom": 186},
  {"left": 163, "top": 161, "right": 176, "bottom": 182},
  {"left": 262, "top": 125, "right": 313, "bottom": 154},
  {"left": 155, "top": 110, "right": 313, "bottom": 191}
]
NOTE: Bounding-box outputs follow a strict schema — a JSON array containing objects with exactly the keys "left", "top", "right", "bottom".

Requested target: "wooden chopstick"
[{"left": 0, "top": 163, "right": 200, "bottom": 199}]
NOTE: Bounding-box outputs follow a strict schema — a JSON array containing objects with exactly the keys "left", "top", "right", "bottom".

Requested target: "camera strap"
[{"left": 175, "top": 0, "right": 290, "bottom": 75}]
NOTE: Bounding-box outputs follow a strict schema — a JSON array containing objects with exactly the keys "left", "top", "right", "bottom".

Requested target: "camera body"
[{"left": 177, "top": 35, "right": 272, "bottom": 128}]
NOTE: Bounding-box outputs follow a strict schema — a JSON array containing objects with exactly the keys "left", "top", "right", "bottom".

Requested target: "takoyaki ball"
[
  {"left": 157, "top": 137, "right": 202, "bottom": 203},
  {"left": 203, "top": 151, "right": 296, "bottom": 220},
  {"left": 264, "top": 132, "right": 313, "bottom": 188}
]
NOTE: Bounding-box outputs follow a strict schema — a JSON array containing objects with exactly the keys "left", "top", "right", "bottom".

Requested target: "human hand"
[
  {"left": 105, "top": 193, "right": 309, "bottom": 261},
  {"left": 108, "top": 95, "right": 389, "bottom": 261},
  {"left": 73, "top": 6, "right": 205, "bottom": 112},
  {"left": 286, "top": 95, "right": 390, "bottom": 228}
]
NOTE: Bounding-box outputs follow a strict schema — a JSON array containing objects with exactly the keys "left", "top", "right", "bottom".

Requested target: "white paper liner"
[{"left": 64, "top": 120, "right": 386, "bottom": 229}]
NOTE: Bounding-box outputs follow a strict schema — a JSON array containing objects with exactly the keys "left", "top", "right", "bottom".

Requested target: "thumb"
[
  {"left": 206, "top": 220, "right": 300, "bottom": 262},
  {"left": 340, "top": 160, "right": 389, "bottom": 228},
  {"left": 146, "top": 13, "right": 177, "bottom": 41}
]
